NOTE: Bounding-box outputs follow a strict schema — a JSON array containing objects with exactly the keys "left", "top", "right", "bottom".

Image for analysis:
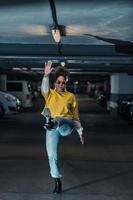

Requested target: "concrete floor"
[
  {"left": 0, "top": 160, "right": 133, "bottom": 200},
  {"left": 0, "top": 96, "right": 133, "bottom": 200}
]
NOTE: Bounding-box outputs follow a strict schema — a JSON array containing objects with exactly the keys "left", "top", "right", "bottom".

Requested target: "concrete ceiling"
[{"left": 0, "top": 0, "right": 133, "bottom": 74}]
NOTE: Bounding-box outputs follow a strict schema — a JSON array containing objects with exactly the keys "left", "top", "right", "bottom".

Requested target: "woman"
[{"left": 41, "top": 60, "right": 84, "bottom": 194}]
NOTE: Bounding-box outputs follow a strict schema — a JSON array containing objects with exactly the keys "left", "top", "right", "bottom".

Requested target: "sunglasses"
[{"left": 56, "top": 81, "right": 66, "bottom": 85}]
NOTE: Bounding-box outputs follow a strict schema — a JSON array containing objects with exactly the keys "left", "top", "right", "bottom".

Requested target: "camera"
[
  {"left": 42, "top": 108, "right": 57, "bottom": 130},
  {"left": 44, "top": 115, "right": 54, "bottom": 129}
]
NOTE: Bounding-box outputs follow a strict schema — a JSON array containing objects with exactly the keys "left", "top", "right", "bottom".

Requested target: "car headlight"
[
  {"left": 127, "top": 102, "right": 131, "bottom": 105},
  {"left": 5, "top": 94, "right": 16, "bottom": 101},
  {"left": 5, "top": 94, "right": 11, "bottom": 101}
]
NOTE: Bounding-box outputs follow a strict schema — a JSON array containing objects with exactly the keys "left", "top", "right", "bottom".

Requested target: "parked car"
[
  {"left": 96, "top": 91, "right": 107, "bottom": 107},
  {"left": 6, "top": 80, "right": 33, "bottom": 108},
  {"left": 0, "top": 91, "right": 22, "bottom": 119},
  {"left": 117, "top": 96, "right": 133, "bottom": 121},
  {"left": 0, "top": 101, "right": 4, "bottom": 118}
]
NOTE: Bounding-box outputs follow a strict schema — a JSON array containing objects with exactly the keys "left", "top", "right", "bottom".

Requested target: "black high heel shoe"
[{"left": 53, "top": 178, "right": 62, "bottom": 194}]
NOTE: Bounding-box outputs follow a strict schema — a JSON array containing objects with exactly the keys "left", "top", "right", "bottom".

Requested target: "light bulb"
[{"left": 51, "top": 28, "right": 61, "bottom": 43}]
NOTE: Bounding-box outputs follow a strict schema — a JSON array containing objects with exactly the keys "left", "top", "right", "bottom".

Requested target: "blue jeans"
[{"left": 45, "top": 118, "right": 74, "bottom": 178}]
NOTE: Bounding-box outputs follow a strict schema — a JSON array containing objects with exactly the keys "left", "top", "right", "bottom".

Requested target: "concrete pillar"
[
  {"left": 109, "top": 73, "right": 133, "bottom": 117},
  {"left": 0, "top": 74, "right": 7, "bottom": 91}
]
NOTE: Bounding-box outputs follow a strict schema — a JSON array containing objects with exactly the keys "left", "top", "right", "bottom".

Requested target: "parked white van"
[
  {"left": 0, "top": 91, "right": 21, "bottom": 118},
  {"left": 7, "top": 81, "right": 33, "bottom": 108}
]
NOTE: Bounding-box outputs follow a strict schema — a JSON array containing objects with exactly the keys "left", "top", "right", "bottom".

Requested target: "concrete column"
[
  {"left": 109, "top": 73, "right": 133, "bottom": 117},
  {"left": 0, "top": 74, "right": 7, "bottom": 91}
]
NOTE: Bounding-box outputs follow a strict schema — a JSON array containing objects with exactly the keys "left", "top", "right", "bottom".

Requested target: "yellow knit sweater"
[{"left": 44, "top": 88, "right": 79, "bottom": 120}]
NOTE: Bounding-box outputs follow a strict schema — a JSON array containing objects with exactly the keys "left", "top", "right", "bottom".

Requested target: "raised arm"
[{"left": 41, "top": 60, "right": 54, "bottom": 97}]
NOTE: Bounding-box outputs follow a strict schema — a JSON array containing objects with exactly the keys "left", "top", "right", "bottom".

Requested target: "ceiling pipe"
[
  {"left": 49, "top": 0, "right": 58, "bottom": 26},
  {"left": 48, "top": 0, "right": 61, "bottom": 42}
]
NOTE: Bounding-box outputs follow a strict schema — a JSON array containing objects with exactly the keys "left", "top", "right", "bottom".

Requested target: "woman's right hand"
[
  {"left": 44, "top": 60, "right": 54, "bottom": 76},
  {"left": 80, "top": 135, "right": 84, "bottom": 145}
]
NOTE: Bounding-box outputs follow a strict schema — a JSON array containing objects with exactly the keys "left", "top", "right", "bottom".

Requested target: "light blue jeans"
[{"left": 45, "top": 118, "right": 74, "bottom": 178}]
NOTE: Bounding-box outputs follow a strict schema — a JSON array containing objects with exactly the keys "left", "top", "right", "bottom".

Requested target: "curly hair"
[{"left": 54, "top": 66, "right": 70, "bottom": 82}]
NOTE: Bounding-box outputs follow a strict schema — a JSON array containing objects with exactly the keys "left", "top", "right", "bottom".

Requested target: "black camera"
[
  {"left": 44, "top": 115, "right": 54, "bottom": 129},
  {"left": 42, "top": 108, "right": 57, "bottom": 130}
]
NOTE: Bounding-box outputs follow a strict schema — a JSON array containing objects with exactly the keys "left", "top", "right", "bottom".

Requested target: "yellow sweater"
[{"left": 44, "top": 88, "right": 79, "bottom": 120}]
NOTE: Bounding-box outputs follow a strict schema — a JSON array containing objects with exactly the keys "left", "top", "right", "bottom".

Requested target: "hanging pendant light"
[{"left": 51, "top": 26, "right": 61, "bottom": 43}]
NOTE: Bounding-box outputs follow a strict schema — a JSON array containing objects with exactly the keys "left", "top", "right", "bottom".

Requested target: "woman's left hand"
[{"left": 80, "top": 135, "right": 84, "bottom": 145}]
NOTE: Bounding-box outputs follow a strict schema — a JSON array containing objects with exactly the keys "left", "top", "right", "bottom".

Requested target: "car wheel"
[{"left": 0, "top": 104, "right": 5, "bottom": 119}]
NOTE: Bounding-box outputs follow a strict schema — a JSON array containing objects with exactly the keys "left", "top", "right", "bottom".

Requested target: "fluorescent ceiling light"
[
  {"left": 30, "top": 68, "right": 43, "bottom": 71},
  {"left": 12, "top": 67, "right": 21, "bottom": 70},
  {"left": 22, "top": 67, "right": 28, "bottom": 70}
]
